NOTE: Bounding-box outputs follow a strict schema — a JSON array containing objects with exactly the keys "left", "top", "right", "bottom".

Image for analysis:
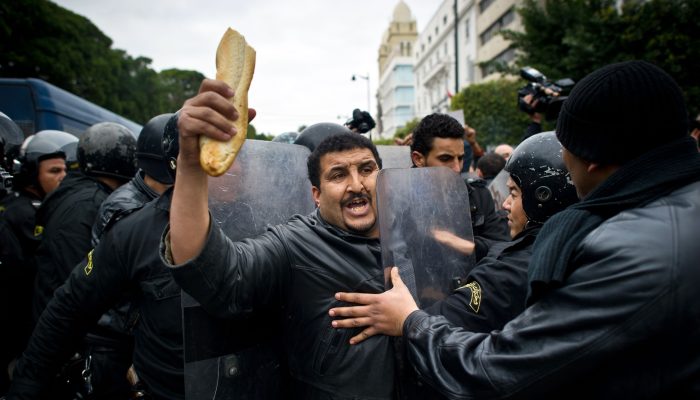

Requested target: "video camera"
[
  {"left": 517, "top": 67, "right": 575, "bottom": 121},
  {"left": 345, "top": 109, "right": 376, "bottom": 134}
]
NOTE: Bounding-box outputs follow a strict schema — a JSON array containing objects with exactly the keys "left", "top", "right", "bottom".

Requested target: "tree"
[
  {"left": 0, "top": 0, "right": 210, "bottom": 125},
  {"left": 503, "top": 0, "right": 700, "bottom": 117},
  {"left": 394, "top": 118, "right": 420, "bottom": 140},
  {"left": 451, "top": 80, "right": 532, "bottom": 146}
]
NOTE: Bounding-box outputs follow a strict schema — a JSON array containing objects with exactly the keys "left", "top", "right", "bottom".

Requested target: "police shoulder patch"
[
  {"left": 459, "top": 281, "right": 481, "bottom": 313},
  {"left": 34, "top": 225, "right": 44, "bottom": 237},
  {"left": 84, "top": 249, "right": 94, "bottom": 276}
]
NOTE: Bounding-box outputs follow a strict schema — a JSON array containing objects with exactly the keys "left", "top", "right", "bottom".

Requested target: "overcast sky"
[{"left": 52, "top": 0, "right": 443, "bottom": 135}]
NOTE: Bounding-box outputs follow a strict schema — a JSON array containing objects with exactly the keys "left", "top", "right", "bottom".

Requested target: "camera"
[
  {"left": 345, "top": 109, "right": 376, "bottom": 134},
  {"left": 517, "top": 67, "right": 575, "bottom": 121}
]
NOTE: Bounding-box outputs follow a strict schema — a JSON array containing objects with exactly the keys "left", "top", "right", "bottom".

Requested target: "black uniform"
[
  {"left": 466, "top": 178, "right": 510, "bottom": 261},
  {"left": 0, "top": 191, "right": 41, "bottom": 393},
  {"left": 395, "top": 225, "right": 539, "bottom": 400},
  {"left": 7, "top": 190, "right": 185, "bottom": 400},
  {"left": 81, "top": 170, "right": 161, "bottom": 400},
  {"left": 32, "top": 171, "right": 112, "bottom": 322},
  {"left": 427, "top": 224, "right": 540, "bottom": 331}
]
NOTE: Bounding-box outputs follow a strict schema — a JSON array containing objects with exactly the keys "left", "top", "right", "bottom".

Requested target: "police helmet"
[
  {"left": 0, "top": 112, "right": 24, "bottom": 171},
  {"left": 15, "top": 130, "right": 71, "bottom": 189},
  {"left": 78, "top": 122, "right": 137, "bottom": 181},
  {"left": 161, "top": 113, "right": 180, "bottom": 183},
  {"left": 34, "top": 130, "right": 79, "bottom": 170},
  {"left": 504, "top": 131, "right": 578, "bottom": 224},
  {"left": 136, "top": 113, "right": 175, "bottom": 185},
  {"left": 271, "top": 131, "right": 299, "bottom": 144},
  {"left": 294, "top": 123, "right": 353, "bottom": 152}
]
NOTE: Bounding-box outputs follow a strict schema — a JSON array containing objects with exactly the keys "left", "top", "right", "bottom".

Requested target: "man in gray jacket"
[{"left": 330, "top": 60, "right": 700, "bottom": 398}]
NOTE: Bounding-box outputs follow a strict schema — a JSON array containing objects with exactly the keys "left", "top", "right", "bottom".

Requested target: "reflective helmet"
[
  {"left": 162, "top": 113, "right": 180, "bottom": 183},
  {"left": 34, "top": 130, "right": 79, "bottom": 170},
  {"left": 78, "top": 122, "right": 137, "bottom": 181},
  {"left": 271, "top": 131, "right": 299, "bottom": 144},
  {"left": 504, "top": 131, "right": 578, "bottom": 224},
  {"left": 294, "top": 123, "right": 353, "bottom": 152},
  {"left": 0, "top": 112, "right": 24, "bottom": 171},
  {"left": 15, "top": 130, "right": 70, "bottom": 189},
  {"left": 136, "top": 113, "right": 175, "bottom": 184}
]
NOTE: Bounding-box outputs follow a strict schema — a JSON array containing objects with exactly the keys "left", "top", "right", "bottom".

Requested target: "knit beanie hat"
[{"left": 556, "top": 60, "right": 688, "bottom": 164}]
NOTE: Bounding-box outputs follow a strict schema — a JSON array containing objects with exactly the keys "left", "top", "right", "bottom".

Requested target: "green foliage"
[
  {"left": 0, "top": 0, "right": 207, "bottom": 124},
  {"left": 450, "top": 80, "right": 532, "bottom": 146},
  {"left": 393, "top": 118, "right": 419, "bottom": 139},
  {"left": 372, "top": 138, "right": 395, "bottom": 145},
  {"left": 503, "top": 0, "right": 700, "bottom": 117}
]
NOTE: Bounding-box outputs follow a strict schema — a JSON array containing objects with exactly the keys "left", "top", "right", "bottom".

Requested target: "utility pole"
[{"left": 351, "top": 73, "right": 372, "bottom": 140}]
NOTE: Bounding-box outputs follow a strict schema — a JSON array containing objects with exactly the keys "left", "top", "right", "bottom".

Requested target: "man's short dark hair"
[
  {"left": 411, "top": 113, "right": 464, "bottom": 158},
  {"left": 476, "top": 152, "right": 506, "bottom": 180},
  {"left": 307, "top": 133, "right": 382, "bottom": 188}
]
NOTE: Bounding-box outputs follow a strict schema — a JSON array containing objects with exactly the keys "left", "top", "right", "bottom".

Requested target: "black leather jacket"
[
  {"left": 402, "top": 181, "right": 700, "bottom": 399},
  {"left": 165, "top": 210, "right": 396, "bottom": 399},
  {"left": 91, "top": 170, "right": 159, "bottom": 247}
]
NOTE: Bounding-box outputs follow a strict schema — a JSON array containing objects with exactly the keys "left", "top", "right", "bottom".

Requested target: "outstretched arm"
[
  {"left": 170, "top": 79, "right": 255, "bottom": 263},
  {"left": 330, "top": 267, "right": 419, "bottom": 344}
]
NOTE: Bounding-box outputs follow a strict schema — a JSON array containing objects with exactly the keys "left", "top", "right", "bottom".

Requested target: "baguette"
[{"left": 199, "top": 27, "right": 256, "bottom": 176}]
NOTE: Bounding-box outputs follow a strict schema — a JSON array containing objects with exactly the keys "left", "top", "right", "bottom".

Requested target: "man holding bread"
[{"left": 162, "top": 78, "right": 397, "bottom": 399}]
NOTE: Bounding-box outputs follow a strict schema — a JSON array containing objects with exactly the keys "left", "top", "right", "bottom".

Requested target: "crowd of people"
[{"left": 0, "top": 59, "right": 699, "bottom": 400}]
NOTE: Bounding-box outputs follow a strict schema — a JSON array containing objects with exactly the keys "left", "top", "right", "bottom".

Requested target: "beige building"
[
  {"left": 376, "top": 1, "right": 419, "bottom": 138},
  {"left": 412, "top": 0, "right": 523, "bottom": 117}
]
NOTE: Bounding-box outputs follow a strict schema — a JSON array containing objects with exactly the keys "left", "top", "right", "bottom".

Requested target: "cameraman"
[
  {"left": 517, "top": 67, "right": 572, "bottom": 142},
  {"left": 345, "top": 108, "right": 376, "bottom": 135}
]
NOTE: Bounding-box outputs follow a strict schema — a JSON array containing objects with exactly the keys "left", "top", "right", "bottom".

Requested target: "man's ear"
[
  {"left": 311, "top": 186, "right": 321, "bottom": 207},
  {"left": 411, "top": 151, "right": 426, "bottom": 167},
  {"left": 587, "top": 162, "right": 620, "bottom": 181}
]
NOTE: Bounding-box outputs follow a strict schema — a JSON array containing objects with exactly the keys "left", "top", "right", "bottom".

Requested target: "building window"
[
  {"left": 479, "top": 0, "right": 495, "bottom": 13},
  {"left": 421, "top": 43, "right": 425, "bottom": 51},
  {"left": 479, "top": 7, "right": 515, "bottom": 46},
  {"left": 443, "top": 15, "right": 448, "bottom": 25},
  {"left": 428, "top": 35, "right": 432, "bottom": 44},
  {"left": 435, "top": 26, "right": 439, "bottom": 35},
  {"left": 480, "top": 47, "right": 516, "bottom": 77},
  {"left": 465, "top": 20, "right": 470, "bottom": 39}
]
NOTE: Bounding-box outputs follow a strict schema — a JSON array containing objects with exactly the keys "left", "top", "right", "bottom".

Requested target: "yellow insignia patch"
[
  {"left": 460, "top": 281, "right": 481, "bottom": 313},
  {"left": 0, "top": 205, "right": 5, "bottom": 213},
  {"left": 84, "top": 249, "right": 94, "bottom": 276},
  {"left": 34, "top": 225, "right": 44, "bottom": 237}
]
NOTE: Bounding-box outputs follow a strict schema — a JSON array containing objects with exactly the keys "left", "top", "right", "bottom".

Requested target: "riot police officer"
[
  {"left": 31, "top": 122, "right": 136, "bottom": 323},
  {"left": 426, "top": 131, "right": 579, "bottom": 331},
  {"left": 47, "top": 114, "right": 171, "bottom": 400},
  {"left": 0, "top": 128, "right": 75, "bottom": 394}
]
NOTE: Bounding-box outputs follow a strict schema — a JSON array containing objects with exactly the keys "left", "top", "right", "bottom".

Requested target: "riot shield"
[
  {"left": 488, "top": 169, "right": 510, "bottom": 211},
  {"left": 183, "top": 140, "right": 315, "bottom": 399},
  {"left": 376, "top": 145, "right": 412, "bottom": 169},
  {"left": 377, "top": 167, "right": 475, "bottom": 308}
]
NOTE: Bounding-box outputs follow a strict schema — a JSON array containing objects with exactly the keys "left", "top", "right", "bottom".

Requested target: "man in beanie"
[{"left": 328, "top": 60, "right": 700, "bottom": 398}]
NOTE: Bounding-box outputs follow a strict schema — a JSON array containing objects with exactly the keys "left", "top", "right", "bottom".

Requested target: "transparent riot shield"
[
  {"left": 376, "top": 145, "right": 412, "bottom": 169},
  {"left": 182, "top": 140, "right": 315, "bottom": 399},
  {"left": 377, "top": 167, "right": 475, "bottom": 309},
  {"left": 488, "top": 169, "right": 510, "bottom": 211}
]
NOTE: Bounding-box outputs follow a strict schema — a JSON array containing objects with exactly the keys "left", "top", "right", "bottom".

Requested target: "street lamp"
[
  {"left": 351, "top": 73, "right": 371, "bottom": 113},
  {"left": 351, "top": 73, "right": 371, "bottom": 139}
]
